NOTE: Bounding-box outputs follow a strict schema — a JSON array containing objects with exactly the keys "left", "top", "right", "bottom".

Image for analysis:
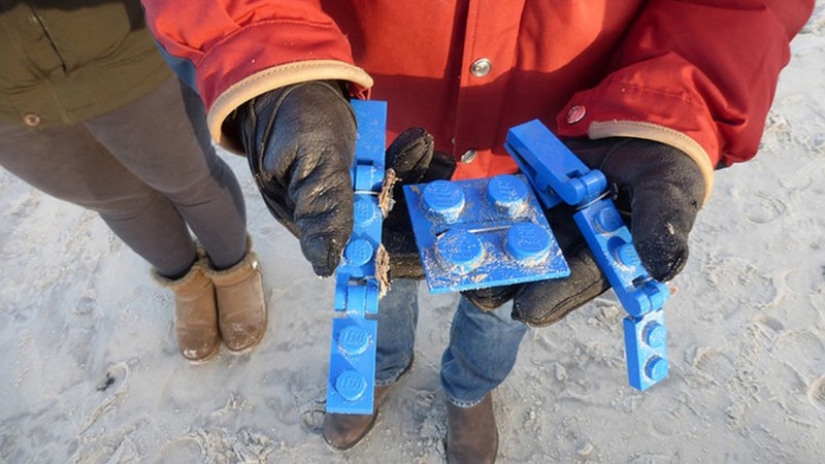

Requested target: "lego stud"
[
  {"left": 487, "top": 175, "right": 528, "bottom": 217},
  {"left": 353, "top": 196, "right": 379, "bottom": 228},
  {"left": 643, "top": 321, "right": 666, "bottom": 348},
  {"left": 422, "top": 180, "right": 465, "bottom": 222},
  {"left": 644, "top": 356, "right": 668, "bottom": 382},
  {"left": 335, "top": 370, "right": 368, "bottom": 402},
  {"left": 505, "top": 222, "right": 551, "bottom": 265},
  {"left": 594, "top": 207, "right": 624, "bottom": 235},
  {"left": 344, "top": 238, "right": 374, "bottom": 266},
  {"left": 435, "top": 229, "right": 484, "bottom": 273},
  {"left": 614, "top": 241, "right": 642, "bottom": 268},
  {"left": 338, "top": 325, "right": 371, "bottom": 355}
]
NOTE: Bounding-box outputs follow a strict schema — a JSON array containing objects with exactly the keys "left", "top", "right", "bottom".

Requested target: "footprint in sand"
[
  {"left": 743, "top": 193, "right": 787, "bottom": 224},
  {"left": 81, "top": 362, "right": 130, "bottom": 433},
  {"left": 155, "top": 437, "right": 201, "bottom": 463},
  {"left": 690, "top": 347, "right": 737, "bottom": 385},
  {"left": 707, "top": 257, "right": 778, "bottom": 309},
  {"left": 297, "top": 390, "right": 326, "bottom": 433},
  {"left": 783, "top": 267, "right": 825, "bottom": 295}
]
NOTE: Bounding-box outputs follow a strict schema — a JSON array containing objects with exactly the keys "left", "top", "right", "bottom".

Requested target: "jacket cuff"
[
  {"left": 207, "top": 60, "right": 373, "bottom": 154},
  {"left": 587, "top": 121, "right": 715, "bottom": 206}
]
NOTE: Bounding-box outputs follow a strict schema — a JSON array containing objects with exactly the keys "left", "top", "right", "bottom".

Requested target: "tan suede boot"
[
  {"left": 446, "top": 394, "right": 498, "bottom": 464},
  {"left": 152, "top": 259, "right": 220, "bottom": 363},
  {"left": 205, "top": 242, "right": 267, "bottom": 353}
]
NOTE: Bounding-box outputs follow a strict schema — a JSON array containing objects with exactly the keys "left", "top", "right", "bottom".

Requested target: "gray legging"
[{"left": 0, "top": 77, "right": 247, "bottom": 277}]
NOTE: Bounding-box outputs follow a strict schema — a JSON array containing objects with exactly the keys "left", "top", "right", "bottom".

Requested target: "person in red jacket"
[{"left": 141, "top": 1, "right": 814, "bottom": 462}]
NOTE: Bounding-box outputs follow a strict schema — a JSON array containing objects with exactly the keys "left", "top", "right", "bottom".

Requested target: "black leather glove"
[
  {"left": 382, "top": 128, "right": 456, "bottom": 280},
  {"left": 238, "top": 80, "right": 356, "bottom": 277},
  {"left": 464, "top": 137, "right": 706, "bottom": 327}
]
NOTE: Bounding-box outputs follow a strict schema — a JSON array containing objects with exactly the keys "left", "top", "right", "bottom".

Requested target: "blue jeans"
[{"left": 375, "top": 279, "right": 528, "bottom": 407}]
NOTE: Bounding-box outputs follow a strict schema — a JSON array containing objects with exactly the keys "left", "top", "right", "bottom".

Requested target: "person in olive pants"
[{"left": 0, "top": 1, "right": 267, "bottom": 362}]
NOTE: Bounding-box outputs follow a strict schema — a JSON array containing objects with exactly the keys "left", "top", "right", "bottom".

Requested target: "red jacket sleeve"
[
  {"left": 555, "top": 0, "right": 814, "bottom": 169},
  {"left": 142, "top": 0, "right": 353, "bottom": 105},
  {"left": 140, "top": 0, "right": 372, "bottom": 151}
]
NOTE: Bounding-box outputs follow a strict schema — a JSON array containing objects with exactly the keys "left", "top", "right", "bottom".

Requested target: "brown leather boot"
[
  {"left": 323, "top": 357, "right": 414, "bottom": 450},
  {"left": 205, "top": 241, "right": 267, "bottom": 353},
  {"left": 153, "top": 259, "right": 220, "bottom": 363},
  {"left": 446, "top": 394, "right": 498, "bottom": 464}
]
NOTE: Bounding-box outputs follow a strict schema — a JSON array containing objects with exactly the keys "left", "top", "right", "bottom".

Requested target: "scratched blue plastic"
[
  {"left": 404, "top": 174, "right": 570, "bottom": 294},
  {"left": 327, "top": 100, "right": 387, "bottom": 414},
  {"left": 505, "top": 119, "right": 671, "bottom": 391}
]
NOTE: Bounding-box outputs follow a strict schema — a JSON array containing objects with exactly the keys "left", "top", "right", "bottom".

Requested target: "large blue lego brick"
[
  {"left": 326, "top": 100, "right": 387, "bottom": 415},
  {"left": 326, "top": 318, "right": 378, "bottom": 414},
  {"left": 404, "top": 174, "right": 570, "bottom": 294},
  {"left": 623, "top": 308, "right": 669, "bottom": 391}
]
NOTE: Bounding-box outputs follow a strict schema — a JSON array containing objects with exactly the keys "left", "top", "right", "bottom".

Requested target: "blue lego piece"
[
  {"left": 503, "top": 119, "right": 672, "bottom": 391},
  {"left": 403, "top": 174, "right": 570, "bottom": 294},
  {"left": 623, "top": 308, "right": 669, "bottom": 391},
  {"left": 573, "top": 200, "right": 671, "bottom": 318},
  {"left": 326, "top": 100, "right": 387, "bottom": 414},
  {"left": 327, "top": 318, "right": 377, "bottom": 413},
  {"left": 505, "top": 120, "right": 607, "bottom": 209}
]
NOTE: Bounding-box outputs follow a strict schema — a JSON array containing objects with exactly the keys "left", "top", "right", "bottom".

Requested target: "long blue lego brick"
[
  {"left": 504, "top": 119, "right": 672, "bottom": 391},
  {"left": 573, "top": 194, "right": 671, "bottom": 391},
  {"left": 326, "top": 100, "right": 387, "bottom": 414},
  {"left": 404, "top": 174, "right": 569, "bottom": 294}
]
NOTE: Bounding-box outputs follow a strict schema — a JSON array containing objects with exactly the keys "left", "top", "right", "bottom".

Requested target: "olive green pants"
[{"left": 0, "top": 77, "right": 247, "bottom": 277}]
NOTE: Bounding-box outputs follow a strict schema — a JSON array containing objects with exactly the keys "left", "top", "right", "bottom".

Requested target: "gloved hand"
[
  {"left": 382, "top": 128, "right": 456, "bottom": 280},
  {"left": 237, "top": 80, "right": 356, "bottom": 277},
  {"left": 463, "top": 137, "right": 706, "bottom": 327}
]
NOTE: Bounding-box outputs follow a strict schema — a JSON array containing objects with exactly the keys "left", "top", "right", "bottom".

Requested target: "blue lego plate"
[{"left": 404, "top": 174, "right": 570, "bottom": 294}]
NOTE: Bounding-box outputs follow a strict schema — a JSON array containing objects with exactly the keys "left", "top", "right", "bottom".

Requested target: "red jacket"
[{"left": 142, "top": 0, "right": 813, "bottom": 200}]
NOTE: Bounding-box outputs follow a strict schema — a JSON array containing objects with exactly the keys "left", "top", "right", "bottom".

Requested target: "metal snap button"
[
  {"left": 470, "top": 58, "right": 492, "bottom": 77},
  {"left": 23, "top": 113, "right": 41, "bottom": 127},
  {"left": 566, "top": 105, "right": 586, "bottom": 124},
  {"left": 460, "top": 149, "right": 478, "bottom": 163}
]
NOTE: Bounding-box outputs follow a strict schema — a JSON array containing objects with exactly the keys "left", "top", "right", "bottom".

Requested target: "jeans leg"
[
  {"left": 441, "top": 296, "right": 528, "bottom": 407},
  {"left": 374, "top": 279, "right": 419, "bottom": 386}
]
